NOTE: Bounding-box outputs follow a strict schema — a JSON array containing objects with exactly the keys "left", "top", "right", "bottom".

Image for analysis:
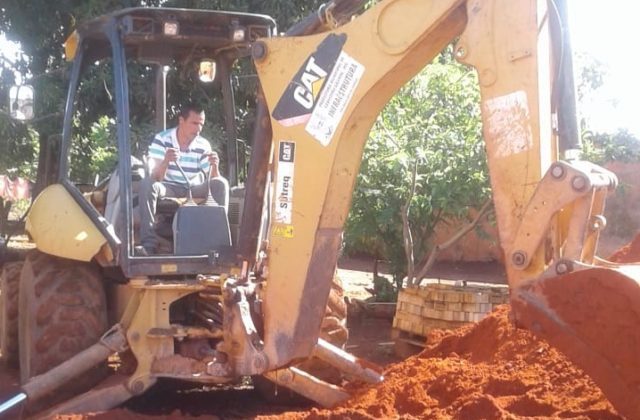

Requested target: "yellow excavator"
[{"left": 1, "top": 0, "right": 639, "bottom": 418}]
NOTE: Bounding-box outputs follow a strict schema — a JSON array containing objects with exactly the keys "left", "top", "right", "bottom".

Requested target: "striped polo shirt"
[{"left": 148, "top": 128, "right": 212, "bottom": 185}]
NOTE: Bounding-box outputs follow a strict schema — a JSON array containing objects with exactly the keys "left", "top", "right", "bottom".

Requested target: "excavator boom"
[{"left": 253, "top": 0, "right": 640, "bottom": 417}]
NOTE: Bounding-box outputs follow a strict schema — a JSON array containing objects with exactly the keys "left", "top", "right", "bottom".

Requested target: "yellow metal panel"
[
  {"left": 456, "top": 0, "right": 556, "bottom": 286},
  {"left": 25, "top": 184, "right": 108, "bottom": 262},
  {"left": 257, "top": 0, "right": 559, "bottom": 364},
  {"left": 373, "top": 0, "right": 437, "bottom": 55},
  {"left": 256, "top": 0, "right": 467, "bottom": 365}
]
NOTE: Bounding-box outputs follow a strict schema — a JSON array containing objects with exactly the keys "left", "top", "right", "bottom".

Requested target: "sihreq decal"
[{"left": 274, "top": 141, "right": 296, "bottom": 225}]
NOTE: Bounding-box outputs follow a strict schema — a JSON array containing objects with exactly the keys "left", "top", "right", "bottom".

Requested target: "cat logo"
[
  {"left": 293, "top": 57, "right": 327, "bottom": 110},
  {"left": 279, "top": 141, "right": 295, "bottom": 163},
  {"left": 272, "top": 33, "right": 347, "bottom": 127}
]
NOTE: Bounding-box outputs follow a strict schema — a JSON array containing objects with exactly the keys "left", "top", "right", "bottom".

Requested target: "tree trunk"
[
  {"left": 33, "top": 134, "right": 61, "bottom": 198},
  {"left": 414, "top": 199, "right": 493, "bottom": 286}
]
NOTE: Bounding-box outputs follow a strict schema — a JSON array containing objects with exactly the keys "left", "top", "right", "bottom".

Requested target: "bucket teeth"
[
  {"left": 263, "top": 339, "right": 384, "bottom": 407},
  {"left": 313, "top": 338, "right": 384, "bottom": 384},
  {"left": 264, "top": 367, "right": 349, "bottom": 408}
]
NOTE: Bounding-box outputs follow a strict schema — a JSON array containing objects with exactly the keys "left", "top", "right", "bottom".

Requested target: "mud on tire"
[
  {"left": 18, "top": 250, "right": 108, "bottom": 383},
  {"left": 1, "top": 261, "right": 23, "bottom": 366}
]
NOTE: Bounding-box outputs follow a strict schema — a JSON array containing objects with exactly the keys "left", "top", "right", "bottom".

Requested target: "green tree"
[
  {"left": 575, "top": 52, "right": 606, "bottom": 104},
  {"left": 0, "top": 0, "right": 168, "bottom": 193},
  {"left": 345, "top": 54, "right": 491, "bottom": 289},
  {"left": 574, "top": 52, "right": 640, "bottom": 163},
  {"left": 581, "top": 129, "right": 640, "bottom": 164}
]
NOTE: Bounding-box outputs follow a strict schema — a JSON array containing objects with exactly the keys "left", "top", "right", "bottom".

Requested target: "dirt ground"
[
  {"left": 261, "top": 305, "right": 620, "bottom": 420},
  {"left": 0, "top": 256, "right": 450, "bottom": 419}
]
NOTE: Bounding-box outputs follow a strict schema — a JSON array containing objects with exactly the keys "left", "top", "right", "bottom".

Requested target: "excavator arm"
[{"left": 254, "top": 0, "right": 640, "bottom": 418}]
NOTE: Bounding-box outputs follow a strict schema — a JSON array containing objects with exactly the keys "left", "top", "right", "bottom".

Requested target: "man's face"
[{"left": 178, "top": 110, "right": 205, "bottom": 142}]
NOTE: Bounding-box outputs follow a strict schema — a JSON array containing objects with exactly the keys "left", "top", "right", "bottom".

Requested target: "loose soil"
[
  {"left": 608, "top": 232, "right": 640, "bottom": 263},
  {"left": 0, "top": 251, "right": 633, "bottom": 419},
  {"left": 262, "top": 305, "right": 619, "bottom": 419}
]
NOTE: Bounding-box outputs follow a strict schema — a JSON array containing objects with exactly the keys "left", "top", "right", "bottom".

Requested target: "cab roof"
[{"left": 75, "top": 7, "right": 277, "bottom": 63}]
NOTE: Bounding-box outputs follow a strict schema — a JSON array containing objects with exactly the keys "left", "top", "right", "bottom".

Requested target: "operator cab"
[{"left": 59, "top": 8, "right": 276, "bottom": 276}]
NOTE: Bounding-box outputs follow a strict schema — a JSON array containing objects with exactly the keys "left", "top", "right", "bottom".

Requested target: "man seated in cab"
[{"left": 137, "top": 103, "right": 229, "bottom": 255}]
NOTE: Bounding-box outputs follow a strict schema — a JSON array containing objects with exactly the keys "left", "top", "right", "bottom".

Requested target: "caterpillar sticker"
[
  {"left": 272, "top": 34, "right": 347, "bottom": 127},
  {"left": 272, "top": 33, "right": 365, "bottom": 147},
  {"left": 274, "top": 141, "right": 296, "bottom": 224}
]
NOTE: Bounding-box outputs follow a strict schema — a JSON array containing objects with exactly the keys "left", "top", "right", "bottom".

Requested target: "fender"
[{"left": 26, "top": 183, "right": 118, "bottom": 262}]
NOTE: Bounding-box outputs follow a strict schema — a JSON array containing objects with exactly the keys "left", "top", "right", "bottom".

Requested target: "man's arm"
[
  {"left": 149, "top": 148, "right": 178, "bottom": 181},
  {"left": 148, "top": 134, "right": 179, "bottom": 181},
  {"left": 198, "top": 141, "right": 220, "bottom": 178},
  {"left": 149, "top": 157, "right": 167, "bottom": 181}
]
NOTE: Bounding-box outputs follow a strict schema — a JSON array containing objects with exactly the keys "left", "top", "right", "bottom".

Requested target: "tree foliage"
[
  {"left": 576, "top": 52, "right": 640, "bottom": 163},
  {"left": 0, "top": 0, "right": 166, "bottom": 190},
  {"left": 0, "top": 0, "right": 326, "bottom": 188},
  {"left": 575, "top": 52, "right": 606, "bottom": 104},
  {"left": 344, "top": 53, "right": 491, "bottom": 286},
  {"left": 581, "top": 129, "right": 640, "bottom": 164}
]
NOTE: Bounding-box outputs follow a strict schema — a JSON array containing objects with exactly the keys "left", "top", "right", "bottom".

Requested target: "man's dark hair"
[{"left": 179, "top": 103, "right": 205, "bottom": 120}]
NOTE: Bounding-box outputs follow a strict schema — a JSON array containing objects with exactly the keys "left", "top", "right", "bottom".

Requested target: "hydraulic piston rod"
[{"left": 0, "top": 324, "right": 127, "bottom": 416}]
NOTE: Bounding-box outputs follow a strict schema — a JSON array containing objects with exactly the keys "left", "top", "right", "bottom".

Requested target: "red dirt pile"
[
  {"left": 56, "top": 410, "right": 204, "bottom": 420},
  {"left": 264, "top": 305, "right": 620, "bottom": 420},
  {"left": 608, "top": 233, "right": 640, "bottom": 263}
]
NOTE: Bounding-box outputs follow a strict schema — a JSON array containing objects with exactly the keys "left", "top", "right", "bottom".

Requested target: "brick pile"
[{"left": 393, "top": 280, "right": 508, "bottom": 336}]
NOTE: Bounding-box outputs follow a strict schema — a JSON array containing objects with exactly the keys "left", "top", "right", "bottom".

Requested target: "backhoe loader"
[{"left": 1, "top": 0, "right": 639, "bottom": 418}]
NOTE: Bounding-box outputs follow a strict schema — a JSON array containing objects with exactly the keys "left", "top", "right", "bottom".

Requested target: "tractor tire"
[
  {"left": 18, "top": 250, "right": 108, "bottom": 384},
  {"left": 0, "top": 261, "right": 23, "bottom": 366},
  {"left": 255, "top": 274, "right": 348, "bottom": 404}
]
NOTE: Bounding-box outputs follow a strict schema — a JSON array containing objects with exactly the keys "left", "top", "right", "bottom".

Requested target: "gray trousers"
[{"left": 139, "top": 176, "right": 229, "bottom": 249}]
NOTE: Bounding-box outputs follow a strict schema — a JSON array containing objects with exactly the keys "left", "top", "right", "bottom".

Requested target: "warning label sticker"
[
  {"left": 305, "top": 51, "right": 365, "bottom": 146},
  {"left": 273, "top": 225, "right": 294, "bottom": 238},
  {"left": 274, "top": 141, "right": 295, "bottom": 224}
]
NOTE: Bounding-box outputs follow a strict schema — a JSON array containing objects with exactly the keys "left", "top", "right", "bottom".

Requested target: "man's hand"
[
  {"left": 163, "top": 147, "right": 179, "bottom": 163},
  {"left": 150, "top": 148, "right": 178, "bottom": 181},
  {"left": 205, "top": 151, "right": 220, "bottom": 177}
]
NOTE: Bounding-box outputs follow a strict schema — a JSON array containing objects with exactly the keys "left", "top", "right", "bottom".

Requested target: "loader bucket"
[{"left": 510, "top": 265, "right": 640, "bottom": 419}]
